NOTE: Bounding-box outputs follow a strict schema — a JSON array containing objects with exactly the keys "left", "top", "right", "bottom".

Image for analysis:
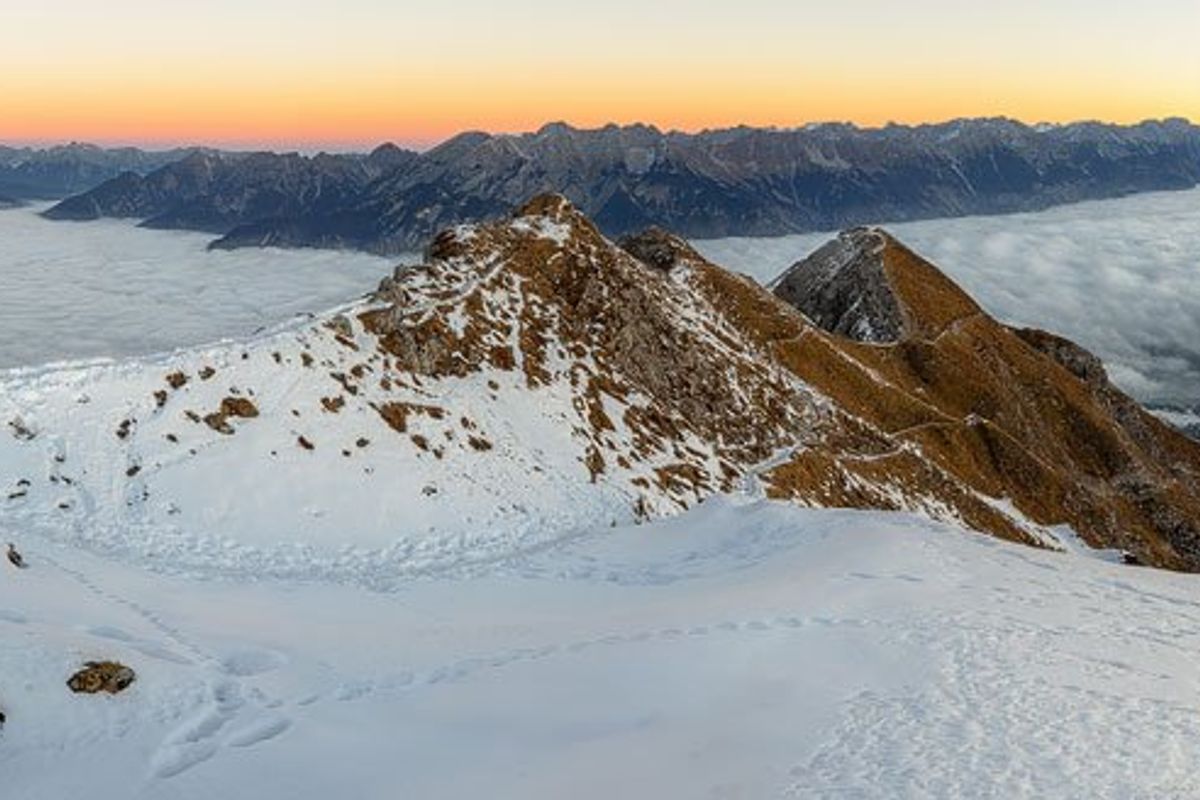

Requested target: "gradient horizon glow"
[{"left": 3, "top": 0, "right": 1197, "bottom": 150}]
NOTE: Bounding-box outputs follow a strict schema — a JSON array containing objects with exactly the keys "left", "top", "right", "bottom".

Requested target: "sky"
[{"left": 2, "top": 0, "right": 1197, "bottom": 150}]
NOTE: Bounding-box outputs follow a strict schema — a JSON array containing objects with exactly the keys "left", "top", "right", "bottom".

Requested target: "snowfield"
[
  {"left": 0, "top": 295, "right": 1198, "bottom": 795},
  {"left": 5, "top": 496, "right": 1200, "bottom": 798}
]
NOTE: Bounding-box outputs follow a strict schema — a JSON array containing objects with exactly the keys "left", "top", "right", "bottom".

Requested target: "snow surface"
[
  {"left": 5, "top": 495, "right": 1200, "bottom": 798},
  {"left": 695, "top": 188, "right": 1200, "bottom": 406},
  {"left": 4, "top": 198, "right": 1200, "bottom": 797},
  {"left": 0, "top": 302, "right": 734, "bottom": 582},
  {"left": 0, "top": 204, "right": 398, "bottom": 370}
]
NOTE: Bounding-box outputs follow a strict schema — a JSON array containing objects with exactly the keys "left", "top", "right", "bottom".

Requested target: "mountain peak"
[
  {"left": 773, "top": 226, "right": 981, "bottom": 343},
  {"left": 12, "top": 194, "right": 1200, "bottom": 575}
]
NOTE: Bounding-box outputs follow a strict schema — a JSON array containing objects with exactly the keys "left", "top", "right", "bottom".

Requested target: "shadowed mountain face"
[
  {"left": 43, "top": 147, "right": 417, "bottom": 237},
  {"left": 0, "top": 143, "right": 200, "bottom": 200},
  {"left": 41, "top": 117, "right": 1200, "bottom": 253}
]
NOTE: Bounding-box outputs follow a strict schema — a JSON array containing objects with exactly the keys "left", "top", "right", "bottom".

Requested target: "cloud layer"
[
  {"left": 695, "top": 188, "right": 1200, "bottom": 405},
  {"left": 0, "top": 205, "right": 396, "bottom": 371},
  {"left": 3, "top": 189, "right": 1198, "bottom": 409}
]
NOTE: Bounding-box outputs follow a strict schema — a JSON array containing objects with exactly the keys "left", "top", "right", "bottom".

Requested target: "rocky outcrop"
[
  {"left": 772, "top": 228, "right": 906, "bottom": 342},
  {"left": 67, "top": 661, "right": 136, "bottom": 695}
]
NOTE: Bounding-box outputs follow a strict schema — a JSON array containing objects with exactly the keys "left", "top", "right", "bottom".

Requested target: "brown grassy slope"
[
  {"left": 764, "top": 230, "right": 1200, "bottom": 569},
  {"left": 355, "top": 194, "right": 1200, "bottom": 569}
]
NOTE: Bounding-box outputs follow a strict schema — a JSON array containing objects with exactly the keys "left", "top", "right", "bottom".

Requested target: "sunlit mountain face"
[{"left": 3, "top": 3, "right": 1199, "bottom": 798}]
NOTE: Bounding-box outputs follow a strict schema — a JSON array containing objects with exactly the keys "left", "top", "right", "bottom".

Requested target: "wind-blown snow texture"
[
  {"left": 696, "top": 188, "right": 1200, "bottom": 406},
  {"left": 3, "top": 497, "right": 1200, "bottom": 799},
  {"left": 0, "top": 204, "right": 395, "bottom": 369}
]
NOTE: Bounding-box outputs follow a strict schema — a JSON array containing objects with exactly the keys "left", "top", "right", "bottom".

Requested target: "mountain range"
[
  {"left": 0, "top": 143, "right": 201, "bottom": 201},
  {"left": 38, "top": 117, "right": 1200, "bottom": 253},
  {"left": 8, "top": 194, "right": 1200, "bottom": 571}
]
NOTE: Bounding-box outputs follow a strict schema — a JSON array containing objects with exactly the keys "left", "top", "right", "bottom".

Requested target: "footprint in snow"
[{"left": 226, "top": 717, "right": 293, "bottom": 748}]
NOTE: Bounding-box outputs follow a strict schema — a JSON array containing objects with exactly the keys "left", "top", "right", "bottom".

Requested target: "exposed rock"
[
  {"left": 327, "top": 315, "right": 354, "bottom": 339},
  {"left": 357, "top": 193, "right": 1200, "bottom": 569},
  {"left": 620, "top": 227, "right": 706, "bottom": 272},
  {"left": 66, "top": 661, "right": 136, "bottom": 695},
  {"left": 1016, "top": 328, "right": 1109, "bottom": 387},
  {"left": 203, "top": 397, "right": 259, "bottom": 435},
  {"left": 220, "top": 397, "right": 259, "bottom": 419},
  {"left": 773, "top": 227, "right": 981, "bottom": 342}
]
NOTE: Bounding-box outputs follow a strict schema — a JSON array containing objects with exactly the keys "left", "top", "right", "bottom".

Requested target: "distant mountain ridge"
[
  {"left": 42, "top": 145, "right": 416, "bottom": 234},
  {"left": 0, "top": 143, "right": 203, "bottom": 200},
  {"left": 39, "top": 117, "right": 1200, "bottom": 253}
]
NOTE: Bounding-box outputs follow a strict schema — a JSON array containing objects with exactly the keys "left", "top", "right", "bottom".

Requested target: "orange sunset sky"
[{"left": 3, "top": 0, "right": 1198, "bottom": 151}]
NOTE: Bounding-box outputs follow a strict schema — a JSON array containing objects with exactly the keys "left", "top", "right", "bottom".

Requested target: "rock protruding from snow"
[{"left": 67, "top": 661, "right": 136, "bottom": 695}]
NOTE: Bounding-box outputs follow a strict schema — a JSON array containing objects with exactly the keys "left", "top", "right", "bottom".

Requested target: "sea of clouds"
[
  {"left": 695, "top": 188, "right": 1200, "bottom": 406},
  {"left": 0, "top": 204, "right": 398, "bottom": 370},
  {"left": 3, "top": 191, "right": 1198, "bottom": 408}
]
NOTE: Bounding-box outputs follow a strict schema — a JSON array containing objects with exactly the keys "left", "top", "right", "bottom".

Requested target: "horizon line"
[{"left": 3, "top": 114, "right": 1195, "bottom": 155}]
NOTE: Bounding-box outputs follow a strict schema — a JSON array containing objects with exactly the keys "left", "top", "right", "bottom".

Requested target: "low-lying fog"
[{"left": 0, "top": 204, "right": 396, "bottom": 370}]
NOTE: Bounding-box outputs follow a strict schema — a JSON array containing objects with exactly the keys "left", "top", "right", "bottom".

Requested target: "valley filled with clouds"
[
  {"left": 697, "top": 188, "right": 1200, "bottom": 405},
  {"left": 0, "top": 205, "right": 395, "bottom": 370}
]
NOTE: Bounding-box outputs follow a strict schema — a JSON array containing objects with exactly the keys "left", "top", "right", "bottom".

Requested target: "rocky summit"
[{"left": 364, "top": 194, "right": 1200, "bottom": 567}]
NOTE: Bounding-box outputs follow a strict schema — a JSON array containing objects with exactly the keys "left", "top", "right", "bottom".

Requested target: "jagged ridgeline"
[
  {"left": 7, "top": 194, "right": 1200, "bottom": 573},
  {"left": 39, "top": 118, "right": 1200, "bottom": 253},
  {"left": 365, "top": 195, "right": 1200, "bottom": 567}
]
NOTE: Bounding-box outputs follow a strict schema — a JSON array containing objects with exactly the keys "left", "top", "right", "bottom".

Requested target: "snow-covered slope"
[
  {"left": 0, "top": 308, "right": 642, "bottom": 582},
  {"left": 4, "top": 192, "right": 1200, "bottom": 797},
  {"left": 5, "top": 498, "right": 1200, "bottom": 798},
  {"left": 5, "top": 193, "right": 1200, "bottom": 579}
]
